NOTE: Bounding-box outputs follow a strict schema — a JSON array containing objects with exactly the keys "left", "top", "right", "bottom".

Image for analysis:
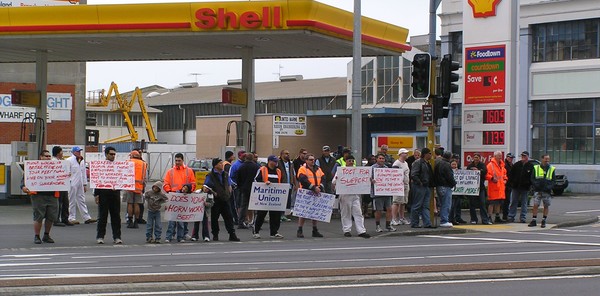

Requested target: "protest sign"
[
  {"left": 452, "top": 169, "right": 480, "bottom": 196},
  {"left": 248, "top": 182, "right": 289, "bottom": 211},
  {"left": 292, "top": 188, "right": 336, "bottom": 223},
  {"left": 334, "top": 166, "right": 371, "bottom": 195},
  {"left": 163, "top": 192, "right": 207, "bottom": 222},
  {"left": 89, "top": 160, "right": 135, "bottom": 190},
  {"left": 24, "top": 160, "right": 70, "bottom": 191},
  {"left": 373, "top": 168, "right": 404, "bottom": 196}
]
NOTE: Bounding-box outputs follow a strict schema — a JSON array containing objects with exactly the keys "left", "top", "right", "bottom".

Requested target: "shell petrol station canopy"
[{"left": 0, "top": 0, "right": 411, "bottom": 63}]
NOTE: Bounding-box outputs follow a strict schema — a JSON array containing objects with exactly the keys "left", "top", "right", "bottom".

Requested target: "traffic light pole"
[{"left": 427, "top": 0, "right": 441, "bottom": 228}]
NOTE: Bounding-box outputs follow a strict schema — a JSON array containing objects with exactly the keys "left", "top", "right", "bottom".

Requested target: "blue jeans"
[
  {"left": 146, "top": 210, "right": 163, "bottom": 240},
  {"left": 469, "top": 188, "right": 489, "bottom": 223},
  {"left": 410, "top": 184, "right": 431, "bottom": 227},
  {"left": 436, "top": 186, "right": 453, "bottom": 224},
  {"left": 166, "top": 221, "right": 188, "bottom": 241},
  {"left": 509, "top": 188, "right": 529, "bottom": 221}
]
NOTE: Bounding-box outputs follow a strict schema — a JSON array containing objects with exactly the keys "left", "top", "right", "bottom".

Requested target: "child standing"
[{"left": 143, "top": 181, "right": 169, "bottom": 243}]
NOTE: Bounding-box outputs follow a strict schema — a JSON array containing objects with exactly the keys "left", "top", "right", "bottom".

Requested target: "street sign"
[{"left": 422, "top": 104, "right": 433, "bottom": 126}]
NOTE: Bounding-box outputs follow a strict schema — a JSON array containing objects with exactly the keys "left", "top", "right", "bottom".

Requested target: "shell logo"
[
  {"left": 294, "top": 129, "right": 304, "bottom": 135},
  {"left": 468, "top": 0, "right": 501, "bottom": 18}
]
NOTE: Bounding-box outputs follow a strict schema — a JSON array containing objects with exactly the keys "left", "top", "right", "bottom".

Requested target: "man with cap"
[
  {"left": 502, "top": 152, "right": 515, "bottom": 221},
  {"left": 409, "top": 147, "right": 434, "bottom": 228},
  {"left": 507, "top": 151, "right": 534, "bottom": 223},
  {"left": 391, "top": 148, "right": 411, "bottom": 225},
  {"left": 315, "top": 145, "right": 336, "bottom": 194},
  {"left": 336, "top": 148, "right": 353, "bottom": 167},
  {"left": 252, "top": 155, "right": 285, "bottom": 239},
  {"left": 203, "top": 158, "right": 240, "bottom": 241},
  {"left": 67, "top": 146, "right": 96, "bottom": 225}
]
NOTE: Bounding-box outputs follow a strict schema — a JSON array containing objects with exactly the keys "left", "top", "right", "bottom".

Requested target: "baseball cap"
[
  {"left": 267, "top": 155, "right": 278, "bottom": 162},
  {"left": 237, "top": 150, "right": 246, "bottom": 158},
  {"left": 506, "top": 153, "right": 515, "bottom": 158},
  {"left": 398, "top": 148, "right": 409, "bottom": 155},
  {"left": 521, "top": 151, "right": 530, "bottom": 157},
  {"left": 212, "top": 158, "right": 223, "bottom": 167},
  {"left": 322, "top": 145, "right": 331, "bottom": 151},
  {"left": 72, "top": 146, "right": 82, "bottom": 153}
]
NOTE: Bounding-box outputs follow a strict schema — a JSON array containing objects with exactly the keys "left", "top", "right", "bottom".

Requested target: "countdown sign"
[{"left": 464, "top": 45, "right": 506, "bottom": 105}]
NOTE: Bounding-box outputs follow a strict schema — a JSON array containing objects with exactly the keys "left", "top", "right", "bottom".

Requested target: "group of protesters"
[{"left": 24, "top": 143, "right": 556, "bottom": 245}]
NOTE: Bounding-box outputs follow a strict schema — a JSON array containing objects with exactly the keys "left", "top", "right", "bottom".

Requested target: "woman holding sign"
[{"left": 252, "top": 155, "right": 285, "bottom": 239}]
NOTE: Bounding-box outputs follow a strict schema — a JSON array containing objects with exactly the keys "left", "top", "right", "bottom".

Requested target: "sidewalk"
[{"left": 0, "top": 193, "right": 597, "bottom": 249}]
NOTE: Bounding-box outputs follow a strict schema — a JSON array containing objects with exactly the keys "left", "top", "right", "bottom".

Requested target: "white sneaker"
[
  {"left": 401, "top": 218, "right": 411, "bottom": 225},
  {"left": 386, "top": 225, "right": 397, "bottom": 232},
  {"left": 252, "top": 233, "right": 261, "bottom": 239},
  {"left": 390, "top": 220, "right": 399, "bottom": 226},
  {"left": 375, "top": 225, "right": 383, "bottom": 233},
  {"left": 114, "top": 238, "right": 123, "bottom": 244},
  {"left": 203, "top": 237, "right": 210, "bottom": 242},
  {"left": 440, "top": 222, "right": 454, "bottom": 227},
  {"left": 184, "top": 234, "right": 192, "bottom": 241},
  {"left": 191, "top": 237, "right": 198, "bottom": 242},
  {"left": 270, "top": 233, "right": 284, "bottom": 239},
  {"left": 164, "top": 239, "right": 170, "bottom": 243},
  {"left": 96, "top": 238, "right": 104, "bottom": 244}
]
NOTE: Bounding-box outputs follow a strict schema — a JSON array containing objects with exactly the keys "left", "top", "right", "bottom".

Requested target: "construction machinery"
[{"left": 87, "top": 82, "right": 158, "bottom": 143}]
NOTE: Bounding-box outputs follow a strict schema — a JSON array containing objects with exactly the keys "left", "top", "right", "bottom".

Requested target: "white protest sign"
[
  {"left": 292, "top": 188, "right": 336, "bottom": 223},
  {"left": 452, "top": 169, "right": 480, "bottom": 196},
  {"left": 248, "top": 182, "right": 289, "bottom": 211},
  {"left": 163, "top": 192, "right": 207, "bottom": 222},
  {"left": 89, "top": 160, "right": 135, "bottom": 190},
  {"left": 24, "top": 160, "right": 70, "bottom": 191},
  {"left": 335, "top": 166, "right": 371, "bottom": 195},
  {"left": 373, "top": 168, "right": 404, "bottom": 196}
]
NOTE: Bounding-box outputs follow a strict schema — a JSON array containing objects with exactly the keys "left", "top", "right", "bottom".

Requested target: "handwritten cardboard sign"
[
  {"left": 334, "top": 167, "right": 371, "bottom": 195},
  {"left": 292, "top": 188, "right": 336, "bottom": 223},
  {"left": 163, "top": 192, "right": 206, "bottom": 222},
  {"left": 249, "top": 182, "right": 289, "bottom": 211},
  {"left": 452, "top": 169, "right": 480, "bottom": 196},
  {"left": 373, "top": 168, "right": 404, "bottom": 196},
  {"left": 89, "top": 160, "right": 135, "bottom": 190},
  {"left": 24, "top": 160, "right": 70, "bottom": 191}
]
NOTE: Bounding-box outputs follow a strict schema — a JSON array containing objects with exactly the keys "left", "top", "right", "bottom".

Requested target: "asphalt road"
[{"left": 1, "top": 194, "right": 599, "bottom": 295}]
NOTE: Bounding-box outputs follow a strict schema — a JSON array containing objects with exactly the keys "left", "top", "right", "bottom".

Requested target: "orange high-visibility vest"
[
  {"left": 130, "top": 158, "right": 147, "bottom": 194},
  {"left": 260, "top": 166, "right": 282, "bottom": 183}
]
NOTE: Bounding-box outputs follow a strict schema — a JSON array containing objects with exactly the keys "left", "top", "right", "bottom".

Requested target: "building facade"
[{"left": 440, "top": 0, "right": 600, "bottom": 193}]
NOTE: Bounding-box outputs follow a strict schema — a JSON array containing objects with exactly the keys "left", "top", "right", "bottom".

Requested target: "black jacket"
[
  {"left": 508, "top": 160, "right": 534, "bottom": 190},
  {"left": 236, "top": 161, "right": 261, "bottom": 193},
  {"left": 410, "top": 158, "right": 434, "bottom": 187},
  {"left": 434, "top": 158, "right": 457, "bottom": 188}
]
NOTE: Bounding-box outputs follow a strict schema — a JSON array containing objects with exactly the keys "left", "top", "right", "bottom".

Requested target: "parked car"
[
  {"left": 528, "top": 159, "right": 568, "bottom": 195},
  {"left": 188, "top": 159, "right": 213, "bottom": 187}
]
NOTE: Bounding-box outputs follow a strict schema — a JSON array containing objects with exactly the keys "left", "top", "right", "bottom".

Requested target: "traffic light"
[
  {"left": 411, "top": 53, "right": 431, "bottom": 98},
  {"left": 441, "top": 54, "right": 460, "bottom": 99},
  {"left": 433, "top": 96, "right": 450, "bottom": 121}
]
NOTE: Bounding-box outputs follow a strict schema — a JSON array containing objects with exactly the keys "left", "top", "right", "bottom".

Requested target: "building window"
[
  {"left": 532, "top": 18, "right": 599, "bottom": 62},
  {"left": 361, "top": 60, "right": 374, "bottom": 105},
  {"left": 96, "top": 113, "right": 109, "bottom": 127},
  {"left": 375, "top": 56, "right": 400, "bottom": 104},
  {"left": 532, "top": 98, "right": 599, "bottom": 164}
]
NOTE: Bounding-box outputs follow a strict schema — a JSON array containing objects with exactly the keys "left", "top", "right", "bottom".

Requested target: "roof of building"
[{"left": 144, "top": 77, "right": 347, "bottom": 106}]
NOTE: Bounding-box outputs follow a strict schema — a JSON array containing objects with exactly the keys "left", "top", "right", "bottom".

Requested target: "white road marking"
[
  {"left": 0, "top": 261, "right": 93, "bottom": 267},
  {"left": 423, "top": 235, "right": 600, "bottom": 247},
  {"left": 565, "top": 209, "right": 600, "bottom": 214},
  {"left": 64, "top": 274, "right": 600, "bottom": 295}
]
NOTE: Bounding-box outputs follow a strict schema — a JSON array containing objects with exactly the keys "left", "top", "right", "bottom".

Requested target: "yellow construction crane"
[{"left": 87, "top": 82, "right": 158, "bottom": 143}]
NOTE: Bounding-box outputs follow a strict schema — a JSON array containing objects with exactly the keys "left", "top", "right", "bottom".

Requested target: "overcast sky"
[{"left": 85, "top": 0, "right": 438, "bottom": 94}]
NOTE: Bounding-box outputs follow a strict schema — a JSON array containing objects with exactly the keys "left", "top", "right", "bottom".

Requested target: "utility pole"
[
  {"left": 351, "top": 0, "right": 362, "bottom": 160},
  {"left": 428, "top": 0, "right": 442, "bottom": 227}
]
